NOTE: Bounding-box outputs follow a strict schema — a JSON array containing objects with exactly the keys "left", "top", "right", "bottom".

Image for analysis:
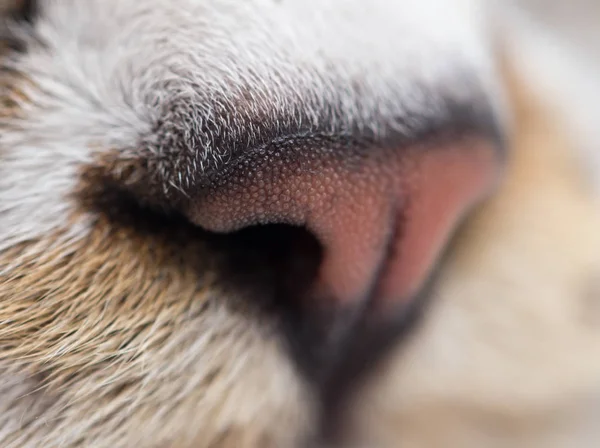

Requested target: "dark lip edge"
[
  {"left": 313, "top": 255, "right": 441, "bottom": 446},
  {"left": 312, "top": 149, "right": 507, "bottom": 445}
]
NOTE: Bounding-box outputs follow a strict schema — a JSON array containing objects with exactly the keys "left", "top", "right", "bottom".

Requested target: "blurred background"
[{"left": 521, "top": 0, "right": 600, "bottom": 65}]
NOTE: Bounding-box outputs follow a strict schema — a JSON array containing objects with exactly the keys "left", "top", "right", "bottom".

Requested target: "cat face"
[{"left": 3, "top": 1, "right": 598, "bottom": 447}]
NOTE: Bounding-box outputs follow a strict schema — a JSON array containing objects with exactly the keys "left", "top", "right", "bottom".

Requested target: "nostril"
[
  {"left": 188, "top": 136, "right": 397, "bottom": 309},
  {"left": 215, "top": 223, "right": 324, "bottom": 310},
  {"left": 207, "top": 222, "right": 345, "bottom": 381},
  {"left": 208, "top": 222, "right": 364, "bottom": 389},
  {"left": 188, "top": 134, "right": 498, "bottom": 309},
  {"left": 188, "top": 132, "right": 500, "bottom": 404}
]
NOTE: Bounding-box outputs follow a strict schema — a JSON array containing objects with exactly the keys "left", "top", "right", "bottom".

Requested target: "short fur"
[{"left": 1, "top": 0, "right": 600, "bottom": 447}]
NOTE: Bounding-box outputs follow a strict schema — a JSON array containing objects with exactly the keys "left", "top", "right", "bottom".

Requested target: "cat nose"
[{"left": 187, "top": 133, "right": 502, "bottom": 390}]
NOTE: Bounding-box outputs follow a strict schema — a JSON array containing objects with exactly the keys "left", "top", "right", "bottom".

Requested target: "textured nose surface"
[{"left": 189, "top": 136, "right": 498, "bottom": 312}]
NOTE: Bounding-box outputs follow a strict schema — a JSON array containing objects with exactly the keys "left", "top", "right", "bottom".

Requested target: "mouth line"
[
  {"left": 313, "top": 267, "right": 441, "bottom": 445},
  {"left": 313, "top": 216, "right": 498, "bottom": 447},
  {"left": 298, "top": 201, "right": 405, "bottom": 388},
  {"left": 310, "top": 186, "right": 499, "bottom": 443}
]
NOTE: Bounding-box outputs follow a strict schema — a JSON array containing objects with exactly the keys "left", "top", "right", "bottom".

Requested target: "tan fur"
[
  {"left": 2, "top": 2, "right": 600, "bottom": 447},
  {"left": 0, "top": 218, "right": 313, "bottom": 447}
]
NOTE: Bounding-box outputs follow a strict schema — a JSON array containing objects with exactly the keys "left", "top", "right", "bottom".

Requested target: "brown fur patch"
[{"left": 0, "top": 202, "right": 314, "bottom": 447}]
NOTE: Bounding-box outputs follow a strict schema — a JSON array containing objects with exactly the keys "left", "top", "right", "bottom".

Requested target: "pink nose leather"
[{"left": 188, "top": 136, "right": 499, "bottom": 311}]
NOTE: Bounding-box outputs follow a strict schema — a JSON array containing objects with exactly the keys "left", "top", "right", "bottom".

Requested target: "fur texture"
[{"left": 1, "top": 0, "right": 599, "bottom": 447}]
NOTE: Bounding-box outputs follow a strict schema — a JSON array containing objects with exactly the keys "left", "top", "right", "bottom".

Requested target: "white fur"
[
  {"left": 9, "top": 1, "right": 600, "bottom": 446},
  {"left": 0, "top": 0, "right": 502, "bottom": 252}
]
